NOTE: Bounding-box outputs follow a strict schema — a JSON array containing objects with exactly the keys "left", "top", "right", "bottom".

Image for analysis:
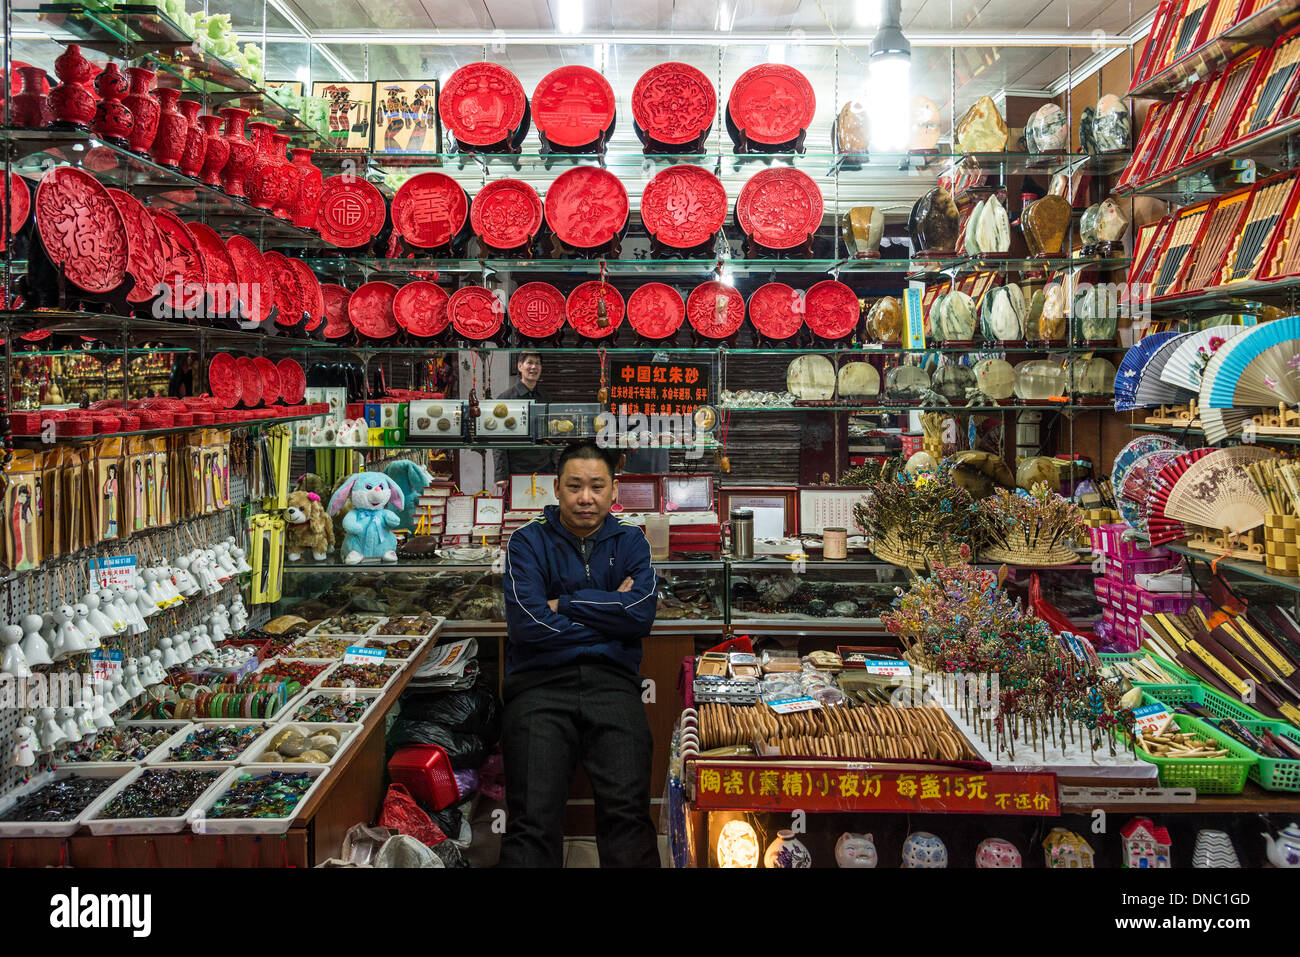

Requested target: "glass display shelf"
[
  {"left": 1143, "top": 275, "right": 1300, "bottom": 315},
  {"left": 1, "top": 311, "right": 285, "bottom": 350},
  {"left": 0, "top": 128, "right": 327, "bottom": 247},
  {"left": 717, "top": 403, "right": 1111, "bottom": 413},
  {"left": 13, "top": 3, "right": 329, "bottom": 146},
  {"left": 282, "top": 557, "right": 726, "bottom": 572},
  {"left": 12, "top": 345, "right": 190, "bottom": 357},
  {"left": 1127, "top": 422, "right": 1300, "bottom": 446},
  {"left": 1128, "top": 0, "right": 1300, "bottom": 98},
  {"left": 299, "top": 441, "right": 722, "bottom": 451},
  {"left": 1167, "top": 541, "right": 1300, "bottom": 594},
  {"left": 11, "top": 410, "right": 315, "bottom": 445},
  {"left": 280, "top": 342, "right": 1128, "bottom": 357}
]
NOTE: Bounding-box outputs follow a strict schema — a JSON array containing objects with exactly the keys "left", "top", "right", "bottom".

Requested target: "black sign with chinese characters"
[{"left": 608, "top": 361, "right": 711, "bottom": 417}]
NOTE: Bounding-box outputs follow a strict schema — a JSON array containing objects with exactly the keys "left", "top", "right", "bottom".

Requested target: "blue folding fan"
[
  {"left": 1200, "top": 315, "right": 1300, "bottom": 443},
  {"left": 1114, "top": 331, "right": 1179, "bottom": 411}
]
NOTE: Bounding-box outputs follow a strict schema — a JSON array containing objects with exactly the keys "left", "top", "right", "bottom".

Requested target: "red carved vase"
[
  {"left": 270, "top": 132, "right": 298, "bottom": 221},
  {"left": 178, "top": 98, "right": 206, "bottom": 178},
  {"left": 91, "top": 62, "right": 132, "bottom": 144},
  {"left": 218, "top": 106, "right": 255, "bottom": 199},
  {"left": 11, "top": 65, "right": 52, "bottom": 129},
  {"left": 123, "top": 64, "right": 160, "bottom": 155},
  {"left": 246, "top": 121, "right": 278, "bottom": 211},
  {"left": 196, "top": 114, "right": 228, "bottom": 187},
  {"left": 151, "top": 87, "right": 186, "bottom": 168},
  {"left": 49, "top": 44, "right": 97, "bottom": 128},
  {"left": 290, "top": 147, "right": 322, "bottom": 230}
]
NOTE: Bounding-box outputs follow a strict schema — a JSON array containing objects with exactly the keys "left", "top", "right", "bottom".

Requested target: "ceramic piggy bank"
[
  {"left": 975, "top": 837, "right": 1022, "bottom": 868},
  {"left": 901, "top": 831, "right": 948, "bottom": 868},
  {"left": 835, "top": 832, "right": 878, "bottom": 868}
]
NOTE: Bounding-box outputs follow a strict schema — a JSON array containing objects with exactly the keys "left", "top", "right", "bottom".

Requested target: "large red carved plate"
[
  {"left": 532, "top": 65, "right": 616, "bottom": 148},
  {"left": 470, "top": 177, "right": 542, "bottom": 250},
  {"left": 149, "top": 208, "right": 206, "bottom": 308},
  {"left": 632, "top": 63, "right": 715, "bottom": 145},
  {"left": 392, "top": 172, "right": 468, "bottom": 249},
  {"left": 439, "top": 63, "right": 528, "bottom": 147},
  {"left": 735, "top": 167, "right": 823, "bottom": 249},
  {"left": 253, "top": 356, "right": 281, "bottom": 405},
  {"left": 566, "top": 281, "right": 624, "bottom": 339},
  {"left": 348, "top": 281, "right": 399, "bottom": 339},
  {"left": 35, "top": 166, "right": 128, "bottom": 294},
  {"left": 1, "top": 172, "right": 31, "bottom": 251},
  {"left": 224, "top": 235, "right": 273, "bottom": 323},
  {"left": 686, "top": 281, "right": 745, "bottom": 339},
  {"left": 727, "top": 64, "right": 816, "bottom": 145},
  {"left": 321, "top": 283, "right": 352, "bottom": 339},
  {"left": 276, "top": 358, "right": 306, "bottom": 405},
  {"left": 804, "top": 279, "right": 860, "bottom": 340},
  {"left": 393, "top": 280, "right": 450, "bottom": 338},
  {"left": 208, "top": 352, "right": 240, "bottom": 408},
  {"left": 508, "top": 282, "right": 566, "bottom": 339},
  {"left": 317, "top": 175, "right": 387, "bottom": 248},
  {"left": 748, "top": 282, "right": 804, "bottom": 340},
  {"left": 262, "top": 251, "right": 304, "bottom": 328},
  {"left": 184, "top": 221, "right": 237, "bottom": 313},
  {"left": 289, "top": 259, "right": 324, "bottom": 332},
  {"left": 235, "top": 356, "right": 261, "bottom": 406},
  {"left": 640, "top": 165, "right": 727, "bottom": 249},
  {"left": 544, "top": 166, "right": 628, "bottom": 249},
  {"left": 627, "top": 282, "right": 685, "bottom": 340},
  {"left": 107, "top": 187, "right": 166, "bottom": 304},
  {"left": 448, "top": 285, "right": 505, "bottom": 340}
]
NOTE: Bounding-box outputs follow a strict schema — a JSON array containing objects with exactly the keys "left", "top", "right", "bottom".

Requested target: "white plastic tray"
[
  {"left": 54, "top": 722, "right": 195, "bottom": 768},
  {"left": 239, "top": 722, "right": 364, "bottom": 767},
  {"left": 316, "top": 659, "right": 403, "bottom": 694},
  {"left": 251, "top": 657, "right": 336, "bottom": 690},
  {"left": 368, "top": 617, "right": 441, "bottom": 642},
  {"left": 146, "top": 720, "right": 273, "bottom": 766},
  {"left": 304, "top": 615, "right": 388, "bottom": 639},
  {"left": 288, "top": 689, "right": 383, "bottom": 723},
  {"left": 83, "top": 765, "right": 229, "bottom": 836},
  {"left": 0, "top": 766, "right": 135, "bottom": 837},
  {"left": 347, "top": 635, "right": 430, "bottom": 663},
  {"left": 188, "top": 686, "right": 309, "bottom": 725},
  {"left": 189, "top": 764, "right": 329, "bottom": 835},
  {"left": 286, "top": 633, "right": 362, "bottom": 659}
]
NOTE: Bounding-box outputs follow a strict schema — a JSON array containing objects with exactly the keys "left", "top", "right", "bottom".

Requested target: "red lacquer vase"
[
  {"left": 196, "top": 115, "right": 228, "bottom": 187},
  {"left": 49, "top": 44, "right": 97, "bottom": 129},
  {"left": 270, "top": 132, "right": 297, "bottom": 221},
  {"left": 178, "top": 98, "right": 206, "bottom": 178},
  {"left": 151, "top": 87, "right": 186, "bottom": 168},
  {"left": 246, "top": 121, "right": 278, "bottom": 211},
  {"left": 12, "top": 65, "right": 52, "bottom": 129},
  {"left": 290, "top": 147, "right": 322, "bottom": 229},
  {"left": 123, "top": 64, "right": 160, "bottom": 155},
  {"left": 218, "top": 106, "right": 255, "bottom": 199},
  {"left": 91, "top": 62, "right": 132, "bottom": 144}
]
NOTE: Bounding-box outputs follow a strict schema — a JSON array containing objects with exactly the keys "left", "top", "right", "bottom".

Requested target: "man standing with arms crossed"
[{"left": 499, "top": 440, "right": 660, "bottom": 867}]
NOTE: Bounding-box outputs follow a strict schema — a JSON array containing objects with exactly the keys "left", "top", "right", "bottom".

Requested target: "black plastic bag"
[
  {"left": 398, "top": 685, "right": 501, "bottom": 744},
  {"left": 387, "top": 719, "right": 488, "bottom": 769}
]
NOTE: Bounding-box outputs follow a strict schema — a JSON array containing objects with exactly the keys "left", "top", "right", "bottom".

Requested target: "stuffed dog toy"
[
  {"left": 328, "top": 471, "right": 404, "bottom": 564},
  {"left": 285, "top": 490, "right": 334, "bottom": 561}
]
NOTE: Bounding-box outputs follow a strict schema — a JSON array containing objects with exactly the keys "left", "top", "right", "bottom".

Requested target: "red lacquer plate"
[
  {"left": 532, "top": 65, "right": 616, "bottom": 148},
  {"left": 348, "top": 281, "right": 399, "bottom": 339},
  {"left": 235, "top": 356, "right": 262, "bottom": 406},
  {"left": 448, "top": 285, "right": 505, "bottom": 340},
  {"left": 686, "top": 281, "right": 745, "bottom": 339},
  {"left": 393, "top": 280, "right": 451, "bottom": 338},
  {"left": 106, "top": 187, "right": 167, "bottom": 304},
  {"left": 321, "top": 283, "right": 352, "bottom": 339},
  {"left": 289, "top": 259, "right": 325, "bottom": 332},
  {"left": 150, "top": 208, "right": 206, "bottom": 308},
  {"left": 735, "top": 167, "right": 823, "bottom": 249},
  {"left": 640, "top": 165, "right": 727, "bottom": 249},
  {"left": 748, "top": 282, "right": 804, "bottom": 340},
  {"left": 36, "top": 166, "right": 128, "bottom": 293},
  {"left": 627, "top": 282, "right": 685, "bottom": 339},
  {"left": 392, "top": 172, "right": 469, "bottom": 249},
  {"left": 544, "top": 166, "right": 628, "bottom": 249},
  {"left": 1, "top": 172, "right": 31, "bottom": 251},
  {"left": 566, "top": 281, "right": 625, "bottom": 339},
  {"left": 184, "top": 221, "right": 238, "bottom": 312},
  {"left": 262, "top": 251, "right": 304, "bottom": 327},
  {"left": 276, "top": 358, "right": 306, "bottom": 405},
  {"left": 208, "top": 352, "right": 240, "bottom": 408},
  {"left": 727, "top": 64, "right": 816, "bottom": 145},
  {"left": 438, "top": 63, "right": 528, "bottom": 147},
  {"left": 804, "top": 279, "right": 861, "bottom": 340},
  {"left": 470, "top": 177, "right": 543, "bottom": 250},
  {"left": 317, "top": 175, "right": 387, "bottom": 248},
  {"left": 253, "top": 356, "right": 281, "bottom": 405},
  {"left": 508, "top": 281, "right": 566, "bottom": 339},
  {"left": 224, "top": 235, "right": 273, "bottom": 324},
  {"left": 632, "top": 62, "right": 715, "bottom": 145}
]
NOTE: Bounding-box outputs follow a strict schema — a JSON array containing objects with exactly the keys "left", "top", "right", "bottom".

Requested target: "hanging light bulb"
[{"left": 868, "top": 0, "right": 912, "bottom": 153}]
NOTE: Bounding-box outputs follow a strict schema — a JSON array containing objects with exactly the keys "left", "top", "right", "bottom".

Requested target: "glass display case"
[{"left": 727, "top": 558, "right": 912, "bottom": 628}]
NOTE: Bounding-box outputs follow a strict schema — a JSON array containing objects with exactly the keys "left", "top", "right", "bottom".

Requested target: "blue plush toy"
[
  {"left": 383, "top": 459, "right": 433, "bottom": 532},
  {"left": 327, "top": 471, "right": 405, "bottom": 564}
]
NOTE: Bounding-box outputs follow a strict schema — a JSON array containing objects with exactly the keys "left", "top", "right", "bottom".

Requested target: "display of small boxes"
[
  {"left": 365, "top": 402, "right": 407, "bottom": 431},
  {"left": 542, "top": 402, "right": 607, "bottom": 439},
  {"left": 408, "top": 399, "right": 466, "bottom": 439},
  {"left": 1265, "top": 513, "right": 1300, "bottom": 575},
  {"left": 474, "top": 398, "right": 533, "bottom": 439}
]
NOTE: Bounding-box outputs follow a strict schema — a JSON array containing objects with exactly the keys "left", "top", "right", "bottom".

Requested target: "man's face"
[
  {"left": 554, "top": 457, "right": 617, "bottom": 536},
  {"left": 517, "top": 355, "right": 542, "bottom": 389}
]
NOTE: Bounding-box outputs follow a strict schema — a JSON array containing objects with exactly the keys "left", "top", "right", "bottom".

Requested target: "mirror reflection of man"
[{"left": 493, "top": 352, "right": 556, "bottom": 497}]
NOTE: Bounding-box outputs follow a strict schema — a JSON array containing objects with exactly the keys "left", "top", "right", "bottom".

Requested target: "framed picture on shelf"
[
  {"left": 662, "top": 474, "right": 713, "bottom": 512},
  {"left": 718, "top": 486, "right": 798, "bottom": 538},
  {"left": 371, "top": 80, "right": 441, "bottom": 153},
  {"left": 474, "top": 496, "right": 505, "bottom": 527},
  {"left": 798, "top": 487, "right": 870, "bottom": 536},
  {"left": 510, "top": 474, "right": 558, "bottom": 511},
  {"left": 613, "top": 474, "right": 660, "bottom": 513},
  {"left": 311, "top": 81, "right": 373, "bottom": 149}
]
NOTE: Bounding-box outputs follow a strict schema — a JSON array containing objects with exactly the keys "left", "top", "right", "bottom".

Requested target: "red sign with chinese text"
[
  {"left": 690, "top": 761, "right": 1059, "bottom": 815},
  {"left": 608, "top": 360, "right": 711, "bottom": 418}
]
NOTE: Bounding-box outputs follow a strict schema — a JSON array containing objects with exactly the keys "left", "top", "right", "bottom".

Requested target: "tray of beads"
[
  {"left": 54, "top": 723, "right": 192, "bottom": 767},
  {"left": 316, "top": 659, "right": 402, "bottom": 693},
  {"left": 189, "top": 765, "right": 328, "bottom": 835},
  {"left": 84, "top": 765, "right": 228, "bottom": 836},
  {"left": 147, "top": 721, "right": 271, "bottom": 765},
  {"left": 304, "top": 614, "right": 389, "bottom": 638},
  {"left": 240, "top": 723, "right": 363, "bottom": 767},
  {"left": 290, "top": 690, "right": 383, "bottom": 724},
  {"left": 0, "top": 766, "right": 134, "bottom": 837}
]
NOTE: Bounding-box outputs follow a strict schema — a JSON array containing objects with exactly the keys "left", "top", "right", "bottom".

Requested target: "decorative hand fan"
[
  {"left": 1133, "top": 333, "right": 1199, "bottom": 407},
  {"left": 1200, "top": 315, "right": 1300, "bottom": 443},
  {"left": 1111, "top": 435, "right": 1184, "bottom": 508},
  {"left": 1157, "top": 323, "right": 1247, "bottom": 393},
  {"left": 1146, "top": 448, "right": 1214, "bottom": 545},
  {"left": 1115, "top": 331, "right": 1180, "bottom": 411},
  {"left": 1162, "top": 446, "right": 1275, "bottom": 534},
  {"left": 1118, "top": 449, "right": 1183, "bottom": 531}
]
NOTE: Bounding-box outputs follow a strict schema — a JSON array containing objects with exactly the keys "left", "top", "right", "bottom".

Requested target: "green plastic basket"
[
  {"left": 1138, "top": 683, "right": 1269, "bottom": 724},
  {"left": 1240, "top": 720, "right": 1300, "bottom": 793},
  {"left": 1099, "top": 651, "right": 1197, "bottom": 686},
  {"left": 1124, "top": 712, "right": 1256, "bottom": 794}
]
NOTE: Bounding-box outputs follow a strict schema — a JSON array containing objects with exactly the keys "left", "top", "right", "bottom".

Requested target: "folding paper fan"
[
  {"left": 1133, "top": 333, "right": 1199, "bottom": 407},
  {"left": 1162, "top": 446, "right": 1275, "bottom": 534},
  {"left": 1145, "top": 448, "right": 1213, "bottom": 546},
  {"left": 1111, "top": 435, "right": 1185, "bottom": 508},
  {"left": 1158, "top": 324, "right": 1247, "bottom": 393},
  {"left": 1118, "top": 449, "right": 1184, "bottom": 531},
  {"left": 1200, "top": 316, "right": 1300, "bottom": 443},
  {"left": 1115, "top": 331, "right": 1180, "bottom": 411}
]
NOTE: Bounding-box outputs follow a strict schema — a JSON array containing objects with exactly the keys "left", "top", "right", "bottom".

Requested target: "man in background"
[{"left": 493, "top": 352, "right": 556, "bottom": 496}]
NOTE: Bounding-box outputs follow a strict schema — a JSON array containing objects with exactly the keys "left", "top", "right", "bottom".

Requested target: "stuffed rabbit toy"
[{"left": 328, "top": 471, "right": 404, "bottom": 564}]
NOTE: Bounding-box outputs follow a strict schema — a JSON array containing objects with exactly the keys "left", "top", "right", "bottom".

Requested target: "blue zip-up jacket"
[{"left": 503, "top": 504, "right": 658, "bottom": 676}]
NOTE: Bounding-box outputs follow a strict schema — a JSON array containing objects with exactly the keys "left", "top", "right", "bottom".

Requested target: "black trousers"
[{"left": 499, "top": 661, "right": 660, "bottom": 868}]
